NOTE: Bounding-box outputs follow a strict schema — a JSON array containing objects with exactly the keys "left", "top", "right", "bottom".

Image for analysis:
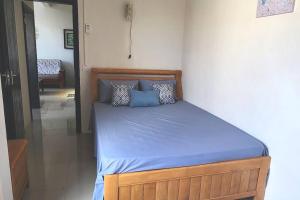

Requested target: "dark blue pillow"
[
  {"left": 140, "top": 80, "right": 176, "bottom": 91},
  {"left": 130, "top": 90, "right": 160, "bottom": 107}
]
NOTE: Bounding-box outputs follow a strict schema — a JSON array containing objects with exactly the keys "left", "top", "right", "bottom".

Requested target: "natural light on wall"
[{"left": 182, "top": 0, "right": 300, "bottom": 199}]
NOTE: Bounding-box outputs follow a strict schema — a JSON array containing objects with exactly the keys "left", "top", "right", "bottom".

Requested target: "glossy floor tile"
[
  {"left": 23, "top": 89, "right": 96, "bottom": 200},
  {"left": 36, "top": 88, "right": 76, "bottom": 121}
]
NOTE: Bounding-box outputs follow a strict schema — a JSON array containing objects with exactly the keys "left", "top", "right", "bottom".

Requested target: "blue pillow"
[
  {"left": 140, "top": 80, "right": 176, "bottom": 91},
  {"left": 98, "top": 80, "right": 138, "bottom": 103},
  {"left": 130, "top": 90, "right": 160, "bottom": 107}
]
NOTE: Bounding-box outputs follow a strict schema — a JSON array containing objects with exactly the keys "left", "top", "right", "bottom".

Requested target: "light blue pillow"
[
  {"left": 98, "top": 80, "right": 138, "bottom": 103},
  {"left": 130, "top": 90, "right": 160, "bottom": 107},
  {"left": 140, "top": 80, "right": 176, "bottom": 91}
]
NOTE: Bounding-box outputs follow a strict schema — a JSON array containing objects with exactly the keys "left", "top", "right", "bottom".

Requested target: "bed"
[{"left": 91, "top": 68, "right": 271, "bottom": 200}]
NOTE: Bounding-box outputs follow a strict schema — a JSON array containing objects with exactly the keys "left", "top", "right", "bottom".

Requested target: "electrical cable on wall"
[
  {"left": 128, "top": 13, "right": 133, "bottom": 59},
  {"left": 125, "top": 2, "right": 133, "bottom": 59}
]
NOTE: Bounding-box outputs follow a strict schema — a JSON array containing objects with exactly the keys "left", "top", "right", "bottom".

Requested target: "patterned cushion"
[
  {"left": 153, "top": 83, "right": 176, "bottom": 104},
  {"left": 140, "top": 80, "right": 176, "bottom": 91},
  {"left": 98, "top": 80, "right": 139, "bottom": 103},
  {"left": 111, "top": 84, "right": 136, "bottom": 106},
  {"left": 37, "top": 59, "right": 62, "bottom": 75}
]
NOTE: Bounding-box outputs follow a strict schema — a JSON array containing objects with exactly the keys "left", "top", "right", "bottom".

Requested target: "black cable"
[{"left": 128, "top": 10, "right": 133, "bottom": 59}]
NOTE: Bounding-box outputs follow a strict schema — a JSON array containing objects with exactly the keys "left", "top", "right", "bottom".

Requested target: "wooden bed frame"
[
  {"left": 39, "top": 69, "right": 65, "bottom": 90},
  {"left": 91, "top": 68, "right": 271, "bottom": 200}
]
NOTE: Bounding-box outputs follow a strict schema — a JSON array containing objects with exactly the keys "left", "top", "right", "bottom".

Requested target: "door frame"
[
  {"left": 22, "top": 3, "right": 40, "bottom": 116},
  {"left": 25, "top": 0, "right": 81, "bottom": 133}
]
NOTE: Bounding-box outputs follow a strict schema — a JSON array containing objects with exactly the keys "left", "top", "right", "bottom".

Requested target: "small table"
[{"left": 8, "top": 139, "right": 29, "bottom": 200}]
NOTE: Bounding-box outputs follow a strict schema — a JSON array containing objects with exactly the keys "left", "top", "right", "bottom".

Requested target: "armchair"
[{"left": 37, "top": 59, "right": 65, "bottom": 89}]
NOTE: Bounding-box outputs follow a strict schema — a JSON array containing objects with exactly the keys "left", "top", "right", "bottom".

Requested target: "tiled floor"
[{"left": 23, "top": 89, "right": 96, "bottom": 200}]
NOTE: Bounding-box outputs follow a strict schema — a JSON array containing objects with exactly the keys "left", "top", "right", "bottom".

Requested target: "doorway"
[{"left": 23, "top": 0, "right": 81, "bottom": 132}]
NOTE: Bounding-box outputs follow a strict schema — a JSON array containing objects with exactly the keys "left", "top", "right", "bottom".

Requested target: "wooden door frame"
[
  {"left": 22, "top": 3, "right": 40, "bottom": 116},
  {"left": 25, "top": 0, "right": 81, "bottom": 133}
]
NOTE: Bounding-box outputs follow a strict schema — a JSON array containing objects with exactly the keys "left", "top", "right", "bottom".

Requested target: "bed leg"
[
  {"left": 254, "top": 157, "right": 271, "bottom": 200},
  {"left": 104, "top": 175, "right": 119, "bottom": 200}
]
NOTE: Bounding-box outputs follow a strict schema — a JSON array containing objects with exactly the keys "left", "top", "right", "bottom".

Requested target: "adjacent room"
[
  {"left": 24, "top": 1, "right": 76, "bottom": 124},
  {"left": 0, "top": 0, "right": 299, "bottom": 200}
]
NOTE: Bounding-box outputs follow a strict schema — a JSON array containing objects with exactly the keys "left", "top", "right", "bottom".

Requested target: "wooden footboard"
[{"left": 104, "top": 156, "right": 270, "bottom": 200}]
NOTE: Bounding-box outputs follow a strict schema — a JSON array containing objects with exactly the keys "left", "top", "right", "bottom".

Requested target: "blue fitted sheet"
[{"left": 92, "top": 101, "right": 268, "bottom": 200}]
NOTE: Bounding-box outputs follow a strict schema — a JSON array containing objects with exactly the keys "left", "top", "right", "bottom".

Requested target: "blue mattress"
[{"left": 92, "top": 101, "right": 268, "bottom": 200}]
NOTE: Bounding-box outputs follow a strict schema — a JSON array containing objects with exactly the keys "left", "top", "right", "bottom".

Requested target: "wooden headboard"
[{"left": 91, "top": 68, "right": 183, "bottom": 103}]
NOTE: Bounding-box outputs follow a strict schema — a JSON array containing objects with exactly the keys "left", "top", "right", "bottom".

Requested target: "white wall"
[
  {"left": 34, "top": 2, "right": 74, "bottom": 87},
  {"left": 78, "top": 0, "right": 186, "bottom": 132},
  {"left": 0, "top": 81, "right": 13, "bottom": 200},
  {"left": 182, "top": 0, "right": 300, "bottom": 199}
]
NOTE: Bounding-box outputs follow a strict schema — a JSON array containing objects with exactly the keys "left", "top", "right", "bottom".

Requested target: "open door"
[{"left": 0, "top": 0, "right": 25, "bottom": 139}]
